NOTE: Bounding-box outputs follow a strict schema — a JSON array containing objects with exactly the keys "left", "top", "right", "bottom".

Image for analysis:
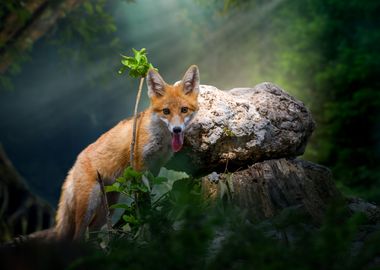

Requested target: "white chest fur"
[{"left": 142, "top": 114, "right": 173, "bottom": 174}]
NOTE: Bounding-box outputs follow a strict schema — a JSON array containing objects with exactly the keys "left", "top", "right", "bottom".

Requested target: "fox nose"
[{"left": 173, "top": 127, "right": 182, "bottom": 134}]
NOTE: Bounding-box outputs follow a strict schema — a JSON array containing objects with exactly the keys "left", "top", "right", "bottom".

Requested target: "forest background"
[{"left": 0, "top": 0, "right": 379, "bottom": 206}]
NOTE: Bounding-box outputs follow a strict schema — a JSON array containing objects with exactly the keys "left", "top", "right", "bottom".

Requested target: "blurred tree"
[
  {"left": 0, "top": 0, "right": 129, "bottom": 89},
  {"left": 0, "top": 0, "right": 83, "bottom": 74}
]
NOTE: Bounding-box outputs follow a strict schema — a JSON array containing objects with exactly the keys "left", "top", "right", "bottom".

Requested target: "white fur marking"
[
  {"left": 160, "top": 116, "right": 170, "bottom": 127},
  {"left": 65, "top": 177, "right": 74, "bottom": 207},
  {"left": 174, "top": 80, "right": 182, "bottom": 86},
  {"left": 143, "top": 113, "right": 173, "bottom": 173}
]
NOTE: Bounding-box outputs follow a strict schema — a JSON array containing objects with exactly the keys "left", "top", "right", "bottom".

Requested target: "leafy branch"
[
  {"left": 105, "top": 167, "right": 168, "bottom": 238},
  {"left": 118, "top": 48, "right": 156, "bottom": 169},
  {"left": 99, "top": 48, "right": 158, "bottom": 241}
]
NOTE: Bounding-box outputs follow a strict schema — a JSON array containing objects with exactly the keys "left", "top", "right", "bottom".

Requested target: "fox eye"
[
  {"left": 181, "top": 107, "right": 188, "bottom": 113},
  {"left": 163, "top": 108, "right": 170, "bottom": 115}
]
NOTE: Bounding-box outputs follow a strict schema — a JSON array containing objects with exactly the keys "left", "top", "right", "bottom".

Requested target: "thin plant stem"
[
  {"left": 130, "top": 77, "right": 145, "bottom": 169},
  {"left": 96, "top": 171, "right": 113, "bottom": 239}
]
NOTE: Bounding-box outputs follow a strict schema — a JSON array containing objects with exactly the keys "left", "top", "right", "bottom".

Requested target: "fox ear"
[
  {"left": 147, "top": 69, "right": 166, "bottom": 98},
  {"left": 182, "top": 65, "right": 200, "bottom": 95}
]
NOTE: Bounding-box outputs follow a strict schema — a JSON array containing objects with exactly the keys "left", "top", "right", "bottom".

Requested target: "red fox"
[{"left": 55, "top": 65, "right": 200, "bottom": 240}]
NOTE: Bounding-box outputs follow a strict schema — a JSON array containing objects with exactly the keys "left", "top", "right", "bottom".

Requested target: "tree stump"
[{"left": 202, "top": 158, "right": 342, "bottom": 223}]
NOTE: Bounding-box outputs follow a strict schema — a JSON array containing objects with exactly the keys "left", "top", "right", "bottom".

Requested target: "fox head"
[{"left": 146, "top": 65, "right": 200, "bottom": 153}]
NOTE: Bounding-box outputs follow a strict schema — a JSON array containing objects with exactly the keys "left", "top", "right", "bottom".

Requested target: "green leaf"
[
  {"left": 122, "top": 223, "right": 132, "bottom": 232},
  {"left": 123, "top": 166, "right": 142, "bottom": 179},
  {"left": 123, "top": 214, "right": 139, "bottom": 225},
  {"left": 153, "top": 176, "right": 168, "bottom": 185},
  {"left": 116, "top": 177, "right": 126, "bottom": 183},
  {"left": 105, "top": 185, "right": 119, "bottom": 192},
  {"left": 129, "top": 183, "right": 139, "bottom": 192},
  {"left": 144, "top": 171, "right": 155, "bottom": 181},
  {"left": 119, "top": 48, "right": 155, "bottom": 77},
  {"left": 121, "top": 57, "right": 137, "bottom": 66},
  {"left": 105, "top": 182, "right": 122, "bottom": 193},
  {"left": 83, "top": 2, "right": 94, "bottom": 15},
  {"left": 109, "top": 203, "right": 132, "bottom": 210},
  {"left": 137, "top": 184, "right": 148, "bottom": 193}
]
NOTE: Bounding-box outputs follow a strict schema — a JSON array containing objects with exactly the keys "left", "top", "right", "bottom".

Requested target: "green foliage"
[
  {"left": 0, "top": 0, "right": 33, "bottom": 90},
  {"left": 0, "top": 1, "right": 30, "bottom": 32},
  {"left": 0, "top": 0, "right": 125, "bottom": 90},
  {"left": 73, "top": 166, "right": 379, "bottom": 269},
  {"left": 49, "top": 0, "right": 122, "bottom": 70},
  {"left": 71, "top": 182, "right": 380, "bottom": 270},
  {"left": 106, "top": 167, "right": 154, "bottom": 236},
  {"left": 105, "top": 167, "right": 192, "bottom": 239},
  {"left": 267, "top": 0, "right": 380, "bottom": 202},
  {"left": 118, "top": 48, "right": 155, "bottom": 78}
]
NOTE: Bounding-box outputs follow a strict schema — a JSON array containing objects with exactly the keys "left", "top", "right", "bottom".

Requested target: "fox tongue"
[{"left": 171, "top": 132, "right": 184, "bottom": 152}]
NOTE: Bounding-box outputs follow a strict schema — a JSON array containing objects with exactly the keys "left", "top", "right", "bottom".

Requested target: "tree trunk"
[
  {"left": 202, "top": 158, "right": 342, "bottom": 223},
  {"left": 0, "top": 0, "right": 83, "bottom": 74},
  {"left": 0, "top": 144, "right": 54, "bottom": 242}
]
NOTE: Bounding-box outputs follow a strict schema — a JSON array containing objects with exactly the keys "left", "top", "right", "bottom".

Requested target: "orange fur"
[{"left": 55, "top": 65, "right": 200, "bottom": 240}]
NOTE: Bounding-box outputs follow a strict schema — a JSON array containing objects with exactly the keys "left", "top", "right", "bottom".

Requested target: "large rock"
[{"left": 169, "top": 83, "right": 315, "bottom": 175}]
